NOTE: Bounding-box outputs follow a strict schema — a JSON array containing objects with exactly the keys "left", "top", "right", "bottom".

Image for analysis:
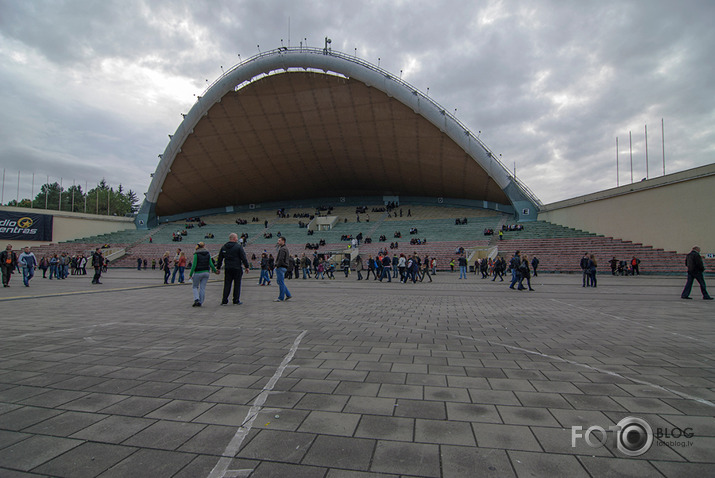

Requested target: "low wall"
[
  {"left": 538, "top": 164, "right": 715, "bottom": 255},
  {"left": 0, "top": 206, "right": 135, "bottom": 249}
]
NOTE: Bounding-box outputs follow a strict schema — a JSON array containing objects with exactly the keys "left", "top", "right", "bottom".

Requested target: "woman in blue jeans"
[{"left": 189, "top": 242, "right": 218, "bottom": 307}]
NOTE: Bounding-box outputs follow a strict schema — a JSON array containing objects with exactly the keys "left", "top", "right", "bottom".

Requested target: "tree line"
[{"left": 3, "top": 179, "right": 139, "bottom": 217}]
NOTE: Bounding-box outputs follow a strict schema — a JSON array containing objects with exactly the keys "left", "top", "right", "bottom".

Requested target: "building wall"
[
  {"left": 0, "top": 206, "right": 135, "bottom": 249},
  {"left": 538, "top": 164, "right": 715, "bottom": 254}
]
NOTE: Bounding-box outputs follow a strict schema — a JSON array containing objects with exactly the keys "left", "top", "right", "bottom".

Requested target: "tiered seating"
[
  {"left": 494, "top": 221, "right": 689, "bottom": 274},
  {"left": 38, "top": 204, "right": 713, "bottom": 274}
]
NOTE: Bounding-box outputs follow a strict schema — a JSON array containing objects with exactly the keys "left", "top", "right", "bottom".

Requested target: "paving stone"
[
  {"left": 611, "top": 396, "right": 683, "bottom": 415},
  {"left": 498, "top": 405, "right": 561, "bottom": 426},
  {"left": 0, "top": 406, "right": 63, "bottom": 431},
  {"left": 249, "top": 461, "right": 326, "bottom": 478},
  {"left": 423, "top": 386, "right": 471, "bottom": 403},
  {"left": 297, "top": 411, "right": 361, "bottom": 436},
  {"left": 263, "top": 390, "right": 305, "bottom": 408},
  {"left": 60, "top": 393, "right": 129, "bottom": 413},
  {"left": 0, "top": 435, "right": 81, "bottom": 472},
  {"left": 70, "top": 415, "right": 155, "bottom": 444},
  {"left": 325, "top": 469, "right": 397, "bottom": 478},
  {"left": 160, "top": 383, "right": 221, "bottom": 401},
  {"left": 237, "top": 429, "right": 314, "bottom": 463},
  {"left": 578, "top": 455, "right": 663, "bottom": 477},
  {"left": 253, "top": 408, "right": 310, "bottom": 432},
  {"left": 562, "top": 393, "right": 628, "bottom": 411},
  {"left": 652, "top": 461, "right": 715, "bottom": 478},
  {"left": 177, "top": 424, "right": 242, "bottom": 455},
  {"left": 97, "top": 396, "right": 171, "bottom": 417},
  {"left": 0, "top": 430, "right": 31, "bottom": 450},
  {"left": 123, "top": 420, "right": 206, "bottom": 450},
  {"left": 122, "top": 381, "right": 182, "bottom": 397},
  {"left": 472, "top": 423, "right": 542, "bottom": 451},
  {"left": 145, "top": 400, "right": 214, "bottom": 422},
  {"left": 446, "top": 402, "right": 502, "bottom": 423},
  {"left": 371, "top": 440, "right": 440, "bottom": 477},
  {"left": 302, "top": 435, "right": 375, "bottom": 470},
  {"left": 0, "top": 386, "right": 49, "bottom": 403},
  {"left": 548, "top": 408, "right": 612, "bottom": 430},
  {"left": 295, "top": 392, "right": 349, "bottom": 412},
  {"left": 393, "top": 398, "right": 446, "bottom": 420},
  {"left": 508, "top": 450, "right": 590, "bottom": 477},
  {"left": 204, "top": 387, "right": 261, "bottom": 405},
  {"left": 514, "top": 390, "right": 574, "bottom": 409},
  {"left": 377, "top": 383, "right": 423, "bottom": 399},
  {"left": 23, "top": 410, "right": 107, "bottom": 436},
  {"left": 96, "top": 448, "right": 195, "bottom": 478},
  {"left": 415, "top": 418, "right": 476, "bottom": 446},
  {"left": 343, "top": 396, "right": 396, "bottom": 416},
  {"left": 354, "top": 415, "right": 414, "bottom": 441},
  {"left": 441, "top": 445, "right": 516, "bottom": 478},
  {"left": 290, "top": 378, "right": 340, "bottom": 394},
  {"left": 33, "top": 442, "right": 137, "bottom": 478},
  {"left": 18, "top": 389, "right": 88, "bottom": 408}
]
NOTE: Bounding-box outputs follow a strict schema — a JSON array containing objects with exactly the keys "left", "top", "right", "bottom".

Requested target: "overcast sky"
[{"left": 1, "top": 0, "right": 713, "bottom": 207}]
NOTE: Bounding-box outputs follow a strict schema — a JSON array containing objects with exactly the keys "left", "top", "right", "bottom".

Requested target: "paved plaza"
[{"left": 0, "top": 267, "right": 713, "bottom": 477}]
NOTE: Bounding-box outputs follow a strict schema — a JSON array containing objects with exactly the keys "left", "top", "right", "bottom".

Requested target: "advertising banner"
[{"left": 0, "top": 211, "right": 54, "bottom": 241}]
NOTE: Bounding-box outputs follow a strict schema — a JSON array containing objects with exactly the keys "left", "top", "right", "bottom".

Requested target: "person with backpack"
[{"left": 189, "top": 242, "right": 218, "bottom": 307}]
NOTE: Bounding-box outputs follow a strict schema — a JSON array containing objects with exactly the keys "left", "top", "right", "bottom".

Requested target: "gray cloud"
[{"left": 1, "top": 0, "right": 713, "bottom": 205}]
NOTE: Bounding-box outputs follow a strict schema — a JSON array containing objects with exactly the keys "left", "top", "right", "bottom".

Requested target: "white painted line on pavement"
[{"left": 207, "top": 330, "right": 307, "bottom": 478}]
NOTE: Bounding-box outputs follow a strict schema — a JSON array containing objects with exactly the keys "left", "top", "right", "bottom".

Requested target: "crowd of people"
[{"left": 1, "top": 244, "right": 108, "bottom": 287}]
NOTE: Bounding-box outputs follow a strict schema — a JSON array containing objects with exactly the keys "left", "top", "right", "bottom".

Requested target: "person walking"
[
  {"left": 519, "top": 254, "right": 535, "bottom": 291},
  {"left": 421, "top": 255, "right": 433, "bottom": 282},
  {"left": 189, "top": 242, "right": 218, "bottom": 307},
  {"left": 274, "top": 236, "right": 292, "bottom": 302},
  {"left": 216, "top": 233, "right": 250, "bottom": 305},
  {"left": 379, "top": 254, "right": 392, "bottom": 282},
  {"left": 258, "top": 253, "right": 270, "bottom": 286},
  {"left": 91, "top": 248, "right": 104, "bottom": 284},
  {"left": 509, "top": 251, "right": 522, "bottom": 289},
  {"left": 18, "top": 247, "right": 37, "bottom": 287},
  {"left": 681, "top": 246, "right": 713, "bottom": 300},
  {"left": 1, "top": 244, "right": 18, "bottom": 287},
  {"left": 39, "top": 256, "right": 49, "bottom": 278},
  {"left": 355, "top": 254, "right": 364, "bottom": 280},
  {"left": 531, "top": 256, "right": 540, "bottom": 277}
]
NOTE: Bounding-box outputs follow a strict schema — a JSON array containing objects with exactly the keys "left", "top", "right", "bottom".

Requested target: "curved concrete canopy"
[{"left": 137, "top": 47, "right": 540, "bottom": 226}]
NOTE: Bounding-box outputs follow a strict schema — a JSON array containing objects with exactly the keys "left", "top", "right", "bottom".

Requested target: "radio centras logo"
[{"left": 0, "top": 217, "right": 39, "bottom": 235}]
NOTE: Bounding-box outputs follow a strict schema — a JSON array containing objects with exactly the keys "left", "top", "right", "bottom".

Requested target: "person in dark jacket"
[
  {"left": 1, "top": 244, "right": 18, "bottom": 287},
  {"left": 189, "top": 242, "right": 218, "bottom": 307},
  {"left": 580, "top": 253, "right": 589, "bottom": 287},
  {"left": 681, "top": 246, "right": 712, "bottom": 300},
  {"left": 509, "top": 251, "right": 522, "bottom": 289},
  {"left": 531, "top": 256, "right": 540, "bottom": 277},
  {"left": 216, "top": 233, "right": 250, "bottom": 305},
  {"left": 274, "top": 236, "right": 292, "bottom": 301},
  {"left": 519, "top": 255, "right": 535, "bottom": 291},
  {"left": 91, "top": 248, "right": 104, "bottom": 284}
]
